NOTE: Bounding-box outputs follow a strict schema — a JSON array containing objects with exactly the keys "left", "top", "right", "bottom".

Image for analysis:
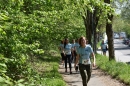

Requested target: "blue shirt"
[
  {"left": 74, "top": 43, "right": 80, "bottom": 52},
  {"left": 77, "top": 45, "right": 93, "bottom": 64},
  {"left": 100, "top": 43, "right": 107, "bottom": 50},
  {"left": 64, "top": 43, "right": 72, "bottom": 55},
  {"left": 71, "top": 43, "right": 75, "bottom": 48}
]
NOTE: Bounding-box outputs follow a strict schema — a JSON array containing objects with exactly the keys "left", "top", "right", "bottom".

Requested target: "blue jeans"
[{"left": 102, "top": 49, "right": 107, "bottom": 53}]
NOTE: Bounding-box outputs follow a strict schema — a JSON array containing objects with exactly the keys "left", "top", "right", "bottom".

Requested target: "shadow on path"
[{"left": 58, "top": 64, "right": 106, "bottom": 86}]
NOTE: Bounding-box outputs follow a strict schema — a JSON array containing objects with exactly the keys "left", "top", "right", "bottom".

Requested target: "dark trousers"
[
  {"left": 64, "top": 55, "right": 72, "bottom": 71},
  {"left": 61, "top": 53, "right": 65, "bottom": 61},
  {"left": 71, "top": 51, "right": 77, "bottom": 63},
  {"left": 79, "top": 64, "right": 92, "bottom": 86}
]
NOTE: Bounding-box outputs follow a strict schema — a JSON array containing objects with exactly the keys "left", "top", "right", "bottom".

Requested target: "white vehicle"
[
  {"left": 119, "top": 32, "right": 126, "bottom": 38},
  {"left": 114, "top": 34, "right": 120, "bottom": 39}
]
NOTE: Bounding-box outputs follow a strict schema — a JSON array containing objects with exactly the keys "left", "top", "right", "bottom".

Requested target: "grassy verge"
[
  {"left": 97, "top": 40, "right": 102, "bottom": 48},
  {"left": 28, "top": 50, "right": 66, "bottom": 86},
  {"left": 96, "top": 54, "right": 130, "bottom": 85}
]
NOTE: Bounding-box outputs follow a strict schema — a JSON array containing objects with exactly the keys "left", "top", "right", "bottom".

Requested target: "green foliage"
[
  {"left": 0, "top": 55, "right": 7, "bottom": 73},
  {"left": 43, "top": 78, "right": 66, "bottom": 86},
  {"left": 0, "top": 0, "right": 123, "bottom": 85},
  {"left": 117, "top": 0, "right": 130, "bottom": 37},
  {"left": 123, "top": 23, "right": 130, "bottom": 37},
  {"left": 113, "top": 16, "right": 130, "bottom": 37},
  {"left": 113, "top": 16, "right": 124, "bottom": 32},
  {"left": 96, "top": 54, "right": 130, "bottom": 85},
  {"left": 22, "top": 50, "right": 66, "bottom": 86},
  {"left": 0, "top": 0, "right": 85, "bottom": 85},
  {"left": 97, "top": 40, "right": 102, "bottom": 48}
]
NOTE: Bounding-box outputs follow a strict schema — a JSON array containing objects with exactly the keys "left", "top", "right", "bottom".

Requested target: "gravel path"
[{"left": 59, "top": 64, "right": 127, "bottom": 86}]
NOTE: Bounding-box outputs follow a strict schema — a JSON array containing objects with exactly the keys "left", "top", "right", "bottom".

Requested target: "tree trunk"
[
  {"left": 83, "top": 8, "right": 100, "bottom": 54},
  {"left": 92, "top": 7, "right": 100, "bottom": 54},
  {"left": 83, "top": 10, "right": 92, "bottom": 45},
  {"left": 104, "top": 0, "right": 115, "bottom": 60},
  {"left": 106, "top": 14, "right": 115, "bottom": 60}
]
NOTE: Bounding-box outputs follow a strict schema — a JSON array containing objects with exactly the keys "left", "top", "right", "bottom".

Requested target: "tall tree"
[
  {"left": 80, "top": 1, "right": 102, "bottom": 53},
  {"left": 104, "top": 0, "right": 115, "bottom": 60}
]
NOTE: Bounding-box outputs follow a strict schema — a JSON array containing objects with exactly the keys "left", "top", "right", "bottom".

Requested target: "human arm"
[
  {"left": 91, "top": 52, "right": 96, "bottom": 67},
  {"left": 74, "top": 54, "right": 80, "bottom": 68}
]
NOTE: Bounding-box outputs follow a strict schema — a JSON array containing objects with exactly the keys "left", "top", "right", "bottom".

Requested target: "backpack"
[{"left": 106, "top": 46, "right": 108, "bottom": 50}]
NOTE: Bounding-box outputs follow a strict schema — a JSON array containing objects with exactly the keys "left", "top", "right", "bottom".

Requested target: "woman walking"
[
  {"left": 64, "top": 38, "right": 73, "bottom": 74},
  {"left": 71, "top": 39, "right": 76, "bottom": 63},
  {"left": 100, "top": 40, "right": 108, "bottom": 56},
  {"left": 58, "top": 40, "right": 65, "bottom": 66},
  {"left": 74, "top": 38, "right": 80, "bottom": 62},
  {"left": 74, "top": 38, "right": 80, "bottom": 72},
  {"left": 74, "top": 36, "right": 96, "bottom": 86}
]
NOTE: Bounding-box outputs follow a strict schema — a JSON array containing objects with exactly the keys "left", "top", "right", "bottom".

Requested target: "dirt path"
[{"left": 59, "top": 64, "right": 127, "bottom": 86}]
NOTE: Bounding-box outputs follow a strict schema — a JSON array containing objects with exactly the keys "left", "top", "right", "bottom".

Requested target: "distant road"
[
  {"left": 97, "top": 38, "right": 130, "bottom": 63},
  {"left": 102, "top": 33, "right": 130, "bottom": 63},
  {"left": 114, "top": 39, "right": 130, "bottom": 63}
]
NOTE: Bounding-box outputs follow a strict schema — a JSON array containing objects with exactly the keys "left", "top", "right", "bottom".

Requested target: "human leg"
[
  {"left": 74, "top": 51, "right": 78, "bottom": 72},
  {"left": 71, "top": 52, "right": 74, "bottom": 62},
  {"left": 79, "top": 64, "right": 87, "bottom": 86},
  {"left": 67, "top": 55, "right": 72, "bottom": 74},
  {"left": 85, "top": 64, "right": 92, "bottom": 83},
  {"left": 73, "top": 50, "right": 77, "bottom": 63},
  {"left": 61, "top": 53, "right": 65, "bottom": 66},
  {"left": 64, "top": 55, "right": 67, "bottom": 72},
  {"left": 103, "top": 49, "right": 106, "bottom": 56}
]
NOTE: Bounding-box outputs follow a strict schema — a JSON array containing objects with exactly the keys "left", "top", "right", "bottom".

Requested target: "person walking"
[
  {"left": 63, "top": 38, "right": 73, "bottom": 74},
  {"left": 74, "top": 36, "right": 96, "bottom": 86},
  {"left": 71, "top": 39, "right": 76, "bottom": 63},
  {"left": 100, "top": 40, "right": 108, "bottom": 56},
  {"left": 74, "top": 38, "right": 80, "bottom": 72},
  {"left": 58, "top": 40, "right": 65, "bottom": 66},
  {"left": 74, "top": 38, "right": 80, "bottom": 61}
]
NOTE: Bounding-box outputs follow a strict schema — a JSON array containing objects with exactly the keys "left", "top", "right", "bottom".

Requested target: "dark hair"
[
  {"left": 76, "top": 38, "right": 79, "bottom": 42},
  {"left": 61, "top": 40, "right": 64, "bottom": 44},
  {"left": 64, "top": 38, "right": 68, "bottom": 48}
]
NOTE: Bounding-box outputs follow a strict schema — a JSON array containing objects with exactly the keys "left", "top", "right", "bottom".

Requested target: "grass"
[
  {"left": 96, "top": 54, "right": 130, "bottom": 85},
  {"left": 27, "top": 50, "right": 66, "bottom": 86},
  {"left": 97, "top": 40, "right": 102, "bottom": 48}
]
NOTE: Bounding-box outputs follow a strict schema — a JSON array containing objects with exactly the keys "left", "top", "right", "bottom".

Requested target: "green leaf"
[
  {"left": 17, "top": 79, "right": 25, "bottom": 83},
  {"left": 0, "top": 63, "right": 6, "bottom": 68},
  {"left": 0, "top": 76, "right": 5, "bottom": 82}
]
